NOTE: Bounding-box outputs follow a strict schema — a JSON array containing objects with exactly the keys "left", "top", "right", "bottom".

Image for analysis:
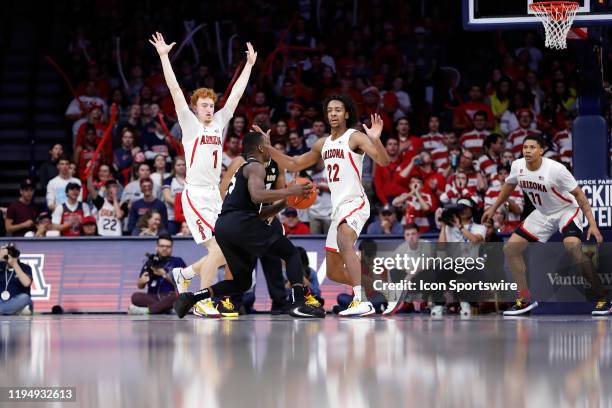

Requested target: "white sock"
[
  {"left": 353, "top": 286, "right": 363, "bottom": 302},
  {"left": 182, "top": 266, "right": 195, "bottom": 280}
]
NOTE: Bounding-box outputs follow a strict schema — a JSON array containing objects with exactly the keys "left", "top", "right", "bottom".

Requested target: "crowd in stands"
[{"left": 2, "top": 0, "right": 593, "bottom": 239}]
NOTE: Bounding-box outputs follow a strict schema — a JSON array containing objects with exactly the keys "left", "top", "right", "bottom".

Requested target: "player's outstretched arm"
[
  {"left": 245, "top": 162, "right": 312, "bottom": 203},
  {"left": 221, "top": 42, "right": 258, "bottom": 117},
  {"left": 570, "top": 186, "right": 604, "bottom": 243},
  {"left": 356, "top": 114, "right": 390, "bottom": 166},
  {"left": 481, "top": 182, "right": 517, "bottom": 224},
  {"left": 149, "top": 32, "right": 188, "bottom": 112},
  {"left": 258, "top": 126, "right": 322, "bottom": 172}
]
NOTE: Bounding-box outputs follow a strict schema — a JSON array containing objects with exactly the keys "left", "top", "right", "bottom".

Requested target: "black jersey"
[
  {"left": 221, "top": 158, "right": 262, "bottom": 216},
  {"left": 264, "top": 159, "right": 279, "bottom": 203}
]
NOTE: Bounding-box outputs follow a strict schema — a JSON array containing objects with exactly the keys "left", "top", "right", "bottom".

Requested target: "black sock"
[
  {"left": 291, "top": 285, "right": 304, "bottom": 304},
  {"left": 193, "top": 288, "right": 211, "bottom": 302}
]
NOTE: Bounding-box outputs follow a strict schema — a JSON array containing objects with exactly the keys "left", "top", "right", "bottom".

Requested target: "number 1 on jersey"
[{"left": 212, "top": 150, "right": 218, "bottom": 169}]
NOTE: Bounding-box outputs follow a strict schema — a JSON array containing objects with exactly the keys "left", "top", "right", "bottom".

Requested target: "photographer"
[
  {"left": 0, "top": 244, "right": 33, "bottom": 315},
  {"left": 128, "top": 235, "right": 186, "bottom": 314},
  {"left": 438, "top": 199, "right": 485, "bottom": 244},
  {"left": 435, "top": 199, "right": 485, "bottom": 317}
]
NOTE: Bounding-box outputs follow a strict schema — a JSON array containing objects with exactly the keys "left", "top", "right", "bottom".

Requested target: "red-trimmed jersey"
[
  {"left": 460, "top": 129, "right": 490, "bottom": 156},
  {"left": 507, "top": 127, "right": 542, "bottom": 158},
  {"left": 60, "top": 202, "right": 85, "bottom": 237},
  {"left": 506, "top": 157, "right": 578, "bottom": 216},
  {"left": 177, "top": 107, "right": 232, "bottom": 186},
  {"left": 321, "top": 129, "right": 366, "bottom": 212}
]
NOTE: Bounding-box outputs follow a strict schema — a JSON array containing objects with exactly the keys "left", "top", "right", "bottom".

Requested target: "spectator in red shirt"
[
  {"left": 74, "top": 124, "right": 105, "bottom": 186},
  {"left": 392, "top": 175, "right": 434, "bottom": 232},
  {"left": 362, "top": 87, "right": 393, "bottom": 133},
  {"left": 396, "top": 117, "right": 423, "bottom": 160},
  {"left": 452, "top": 84, "right": 495, "bottom": 131},
  {"left": 394, "top": 151, "right": 436, "bottom": 191},
  {"left": 282, "top": 208, "right": 310, "bottom": 235},
  {"left": 373, "top": 136, "right": 408, "bottom": 205}
]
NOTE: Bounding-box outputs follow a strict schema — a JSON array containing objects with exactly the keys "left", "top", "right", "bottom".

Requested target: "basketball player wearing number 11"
[
  {"left": 482, "top": 134, "right": 609, "bottom": 316},
  {"left": 266, "top": 94, "right": 390, "bottom": 316},
  {"left": 150, "top": 32, "right": 257, "bottom": 317}
]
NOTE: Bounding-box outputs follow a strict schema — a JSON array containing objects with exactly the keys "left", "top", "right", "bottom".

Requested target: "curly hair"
[
  {"left": 322, "top": 93, "right": 358, "bottom": 128},
  {"left": 190, "top": 87, "right": 217, "bottom": 107}
]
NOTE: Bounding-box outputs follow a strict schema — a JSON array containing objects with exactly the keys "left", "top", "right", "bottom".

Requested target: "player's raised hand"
[
  {"left": 363, "top": 114, "right": 384, "bottom": 140},
  {"left": 587, "top": 224, "right": 604, "bottom": 244},
  {"left": 252, "top": 124, "right": 271, "bottom": 138},
  {"left": 245, "top": 42, "right": 258, "bottom": 66},
  {"left": 149, "top": 32, "right": 176, "bottom": 56}
]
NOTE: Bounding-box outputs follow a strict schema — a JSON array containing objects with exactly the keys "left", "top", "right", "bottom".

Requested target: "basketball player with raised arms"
[
  {"left": 265, "top": 94, "right": 390, "bottom": 316},
  {"left": 173, "top": 131, "right": 324, "bottom": 319},
  {"left": 149, "top": 32, "right": 257, "bottom": 317},
  {"left": 482, "top": 134, "right": 608, "bottom": 316}
]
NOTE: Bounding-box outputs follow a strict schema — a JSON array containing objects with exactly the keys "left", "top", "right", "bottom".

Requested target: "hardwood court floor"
[{"left": 1, "top": 314, "right": 611, "bottom": 408}]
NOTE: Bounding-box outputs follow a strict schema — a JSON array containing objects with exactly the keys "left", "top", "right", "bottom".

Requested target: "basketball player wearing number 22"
[
  {"left": 266, "top": 94, "right": 391, "bottom": 317},
  {"left": 482, "top": 134, "right": 608, "bottom": 316}
]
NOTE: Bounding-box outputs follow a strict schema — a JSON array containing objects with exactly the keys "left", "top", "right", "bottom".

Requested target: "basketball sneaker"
[
  {"left": 128, "top": 304, "right": 149, "bottom": 315},
  {"left": 591, "top": 300, "right": 612, "bottom": 316},
  {"left": 217, "top": 297, "right": 239, "bottom": 318},
  {"left": 503, "top": 298, "right": 539, "bottom": 316},
  {"left": 430, "top": 305, "right": 444, "bottom": 317},
  {"left": 460, "top": 301, "right": 471, "bottom": 317},
  {"left": 338, "top": 300, "right": 375, "bottom": 317},
  {"left": 193, "top": 299, "right": 221, "bottom": 318},
  {"left": 172, "top": 268, "right": 191, "bottom": 294},
  {"left": 18, "top": 305, "right": 32, "bottom": 316},
  {"left": 173, "top": 293, "right": 197, "bottom": 319},
  {"left": 382, "top": 301, "right": 403, "bottom": 316},
  {"left": 289, "top": 293, "right": 326, "bottom": 318}
]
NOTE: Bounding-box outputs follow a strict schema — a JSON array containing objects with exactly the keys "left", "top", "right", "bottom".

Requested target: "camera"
[
  {"left": 144, "top": 253, "right": 169, "bottom": 273},
  {"left": 439, "top": 206, "right": 461, "bottom": 226},
  {"left": 2, "top": 243, "right": 20, "bottom": 261}
]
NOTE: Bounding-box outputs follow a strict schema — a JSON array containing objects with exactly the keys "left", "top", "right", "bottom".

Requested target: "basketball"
[{"left": 287, "top": 177, "right": 317, "bottom": 209}]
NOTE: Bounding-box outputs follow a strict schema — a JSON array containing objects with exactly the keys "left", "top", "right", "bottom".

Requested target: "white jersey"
[
  {"left": 506, "top": 157, "right": 578, "bottom": 216},
  {"left": 177, "top": 106, "right": 232, "bottom": 187},
  {"left": 94, "top": 199, "right": 122, "bottom": 236},
  {"left": 321, "top": 129, "right": 367, "bottom": 214}
]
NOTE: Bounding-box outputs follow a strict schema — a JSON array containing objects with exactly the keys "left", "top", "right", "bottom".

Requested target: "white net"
[{"left": 529, "top": 1, "right": 579, "bottom": 50}]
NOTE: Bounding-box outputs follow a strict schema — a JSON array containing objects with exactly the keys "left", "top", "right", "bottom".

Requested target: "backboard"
[{"left": 463, "top": 0, "right": 612, "bottom": 30}]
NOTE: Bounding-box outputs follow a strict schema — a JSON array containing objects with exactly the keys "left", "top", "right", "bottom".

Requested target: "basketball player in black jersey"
[
  {"left": 173, "top": 131, "right": 325, "bottom": 318},
  {"left": 219, "top": 152, "right": 302, "bottom": 314}
]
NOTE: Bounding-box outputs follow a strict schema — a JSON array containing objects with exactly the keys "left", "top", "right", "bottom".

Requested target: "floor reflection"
[{"left": 0, "top": 316, "right": 611, "bottom": 408}]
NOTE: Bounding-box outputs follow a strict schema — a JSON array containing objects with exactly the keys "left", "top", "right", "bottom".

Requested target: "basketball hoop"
[{"left": 529, "top": 1, "right": 579, "bottom": 50}]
